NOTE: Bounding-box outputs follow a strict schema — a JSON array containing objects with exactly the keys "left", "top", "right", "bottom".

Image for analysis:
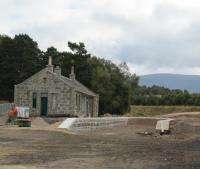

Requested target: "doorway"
[{"left": 41, "top": 97, "right": 48, "bottom": 116}]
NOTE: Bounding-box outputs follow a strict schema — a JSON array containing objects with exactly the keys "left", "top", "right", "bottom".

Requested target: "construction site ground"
[{"left": 0, "top": 113, "right": 200, "bottom": 169}]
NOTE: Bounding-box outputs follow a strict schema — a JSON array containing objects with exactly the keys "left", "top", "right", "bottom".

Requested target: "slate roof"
[
  {"left": 47, "top": 69, "right": 96, "bottom": 97},
  {"left": 60, "top": 76, "right": 96, "bottom": 97},
  {"left": 17, "top": 66, "right": 97, "bottom": 97}
]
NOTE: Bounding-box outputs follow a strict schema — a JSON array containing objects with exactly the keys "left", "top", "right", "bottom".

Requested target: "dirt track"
[{"left": 0, "top": 118, "right": 200, "bottom": 169}]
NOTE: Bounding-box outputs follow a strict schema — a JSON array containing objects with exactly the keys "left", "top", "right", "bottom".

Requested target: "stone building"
[{"left": 14, "top": 57, "right": 99, "bottom": 117}]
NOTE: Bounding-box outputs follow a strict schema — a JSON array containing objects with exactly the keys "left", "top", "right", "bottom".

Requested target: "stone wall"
[
  {"left": 14, "top": 67, "right": 99, "bottom": 117},
  {"left": 92, "top": 95, "right": 99, "bottom": 117},
  {"left": 58, "top": 117, "right": 173, "bottom": 132},
  {"left": 15, "top": 68, "right": 73, "bottom": 116},
  {"left": 59, "top": 117, "right": 129, "bottom": 131}
]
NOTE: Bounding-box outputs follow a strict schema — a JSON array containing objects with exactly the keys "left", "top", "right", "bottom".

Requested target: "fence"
[{"left": 0, "top": 103, "right": 14, "bottom": 116}]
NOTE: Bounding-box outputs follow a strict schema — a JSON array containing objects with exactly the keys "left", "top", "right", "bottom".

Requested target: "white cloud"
[{"left": 1, "top": 0, "right": 200, "bottom": 75}]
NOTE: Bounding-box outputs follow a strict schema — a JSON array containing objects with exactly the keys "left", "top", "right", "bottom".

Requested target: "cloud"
[{"left": 0, "top": 0, "right": 200, "bottom": 75}]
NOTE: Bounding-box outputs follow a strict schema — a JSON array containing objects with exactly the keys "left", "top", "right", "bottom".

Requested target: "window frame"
[{"left": 32, "top": 92, "right": 37, "bottom": 108}]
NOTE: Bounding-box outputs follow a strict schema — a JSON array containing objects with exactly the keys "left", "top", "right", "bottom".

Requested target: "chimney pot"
[
  {"left": 48, "top": 56, "right": 52, "bottom": 65},
  {"left": 70, "top": 66, "right": 75, "bottom": 80},
  {"left": 46, "top": 56, "right": 54, "bottom": 71}
]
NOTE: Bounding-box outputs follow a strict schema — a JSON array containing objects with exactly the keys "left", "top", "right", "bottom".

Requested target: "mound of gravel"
[{"left": 31, "top": 117, "right": 50, "bottom": 128}]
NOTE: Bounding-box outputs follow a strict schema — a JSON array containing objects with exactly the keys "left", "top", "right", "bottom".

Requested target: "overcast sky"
[{"left": 1, "top": 0, "right": 200, "bottom": 75}]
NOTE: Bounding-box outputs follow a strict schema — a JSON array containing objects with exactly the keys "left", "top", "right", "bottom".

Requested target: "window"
[
  {"left": 32, "top": 92, "right": 37, "bottom": 108},
  {"left": 76, "top": 93, "right": 81, "bottom": 110}
]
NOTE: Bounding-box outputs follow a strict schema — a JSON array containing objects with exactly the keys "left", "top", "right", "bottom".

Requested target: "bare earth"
[{"left": 0, "top": 114, "right": 200, "bottom": 169}]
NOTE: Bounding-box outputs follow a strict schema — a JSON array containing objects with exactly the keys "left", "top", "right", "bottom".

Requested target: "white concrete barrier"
[
  {"left": 58, "top": 117, "right": 128, "bottom": 131},
  {"left": 58, "top": 118, "right": 76, "bottom": 129},
  {"left": 156, "top": 119, "right": 174, "bottom": 133},
  {"left": 58, "top": 117, "right": 174, "bottom": 132}
]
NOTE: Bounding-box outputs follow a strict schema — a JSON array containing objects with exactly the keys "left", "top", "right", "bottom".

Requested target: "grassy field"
[{"left": 128, "top": 105, "right": 200, "bottom": 117}]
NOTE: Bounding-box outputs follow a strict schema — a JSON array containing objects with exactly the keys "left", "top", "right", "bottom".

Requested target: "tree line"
[
  {"left": 0, "top": 34, "right": 138, "bottom": 115},
  {"left": 132, "top": 85, "right": 200, "bottom": 106}
]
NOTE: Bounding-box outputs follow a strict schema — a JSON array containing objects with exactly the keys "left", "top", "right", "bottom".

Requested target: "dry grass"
[{"left": 128, "top": 105, "right": 200, "bottom": 116}]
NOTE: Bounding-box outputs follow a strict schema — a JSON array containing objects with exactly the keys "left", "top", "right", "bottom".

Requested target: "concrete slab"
[
  {"left": 58, "top": 118, "right": 76, "bottom": 129},
  {"left": 156, "top": 119, "right": 174, "bottom": 132}
]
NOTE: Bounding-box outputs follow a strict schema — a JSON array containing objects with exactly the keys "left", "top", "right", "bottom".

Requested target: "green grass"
[{"left": 128, "top": 105, "right": 200, "bottom": 117}]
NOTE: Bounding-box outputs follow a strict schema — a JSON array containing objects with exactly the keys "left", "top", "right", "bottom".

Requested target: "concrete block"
[{"left": 156, "top": 119, "right": 174, "bottom": 133}]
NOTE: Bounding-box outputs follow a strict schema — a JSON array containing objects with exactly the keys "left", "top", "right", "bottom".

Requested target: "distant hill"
[{"left": 139, "top": 73, "right": 200, "bottom": 93}]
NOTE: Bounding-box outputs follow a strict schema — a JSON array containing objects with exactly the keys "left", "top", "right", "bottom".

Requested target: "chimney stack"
[
  {"left": 69, "top": 66, "right": 75, "bottom": 81},
  {"left": 48, "top": 56, "right": 52, "bottom": 65},
  {"left": 46, "top": 56, "right": 54, "bottom": 71}
]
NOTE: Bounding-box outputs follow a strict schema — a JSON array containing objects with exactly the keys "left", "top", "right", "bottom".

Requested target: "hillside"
[{"left": 139, "top": 73, "right": 200, "bottom": 93}]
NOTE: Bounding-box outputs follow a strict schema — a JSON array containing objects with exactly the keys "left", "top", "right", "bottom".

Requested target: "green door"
[{"left": 41, "top": 97, "right": 48, "bottom": 116}]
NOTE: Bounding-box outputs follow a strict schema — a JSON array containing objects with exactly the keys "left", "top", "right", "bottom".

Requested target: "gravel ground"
[{"left": 0, "top": 119, "right": 200, "bottom": 169}]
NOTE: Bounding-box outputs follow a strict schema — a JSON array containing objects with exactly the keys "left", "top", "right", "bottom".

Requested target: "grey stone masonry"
[{"left": 14, "top": 61, "right": 99, "bottom": 117}]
